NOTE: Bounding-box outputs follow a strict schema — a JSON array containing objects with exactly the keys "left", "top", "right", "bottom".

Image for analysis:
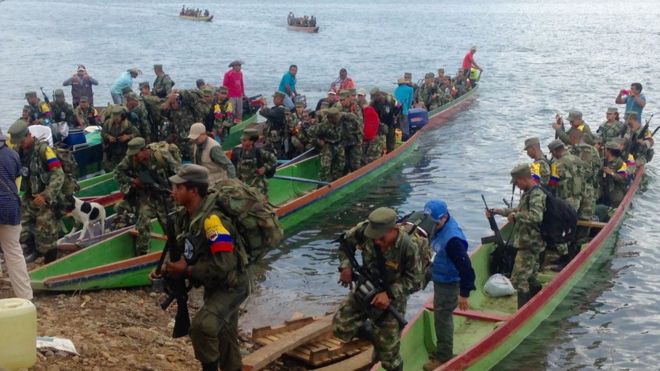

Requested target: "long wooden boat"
[
  {"left": 179, "top": 14, "right": 213, "bottom": 22},
  {"left": 222, "top": 113, "right": 257, "bottom": 150},
  {"left": 287, "top": 25, "right": 319, "bottom": 33},
  {"left": 364, "top": 166, "right": 646, "bottom": 370},
  {"left": 29, "top": 87, "right": 479, "bottom": 291}
]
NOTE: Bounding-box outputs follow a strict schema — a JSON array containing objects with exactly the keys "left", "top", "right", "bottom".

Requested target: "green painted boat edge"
[{"left": 222, "top": 113, "right": 257, "bottom": 150}]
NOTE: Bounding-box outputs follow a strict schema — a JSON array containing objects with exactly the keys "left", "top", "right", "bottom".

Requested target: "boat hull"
[
  {"left": 179, "top": 14, "right": 213, "bottom": 22},
  {"left": 287, "top": 25, "right": 319, "bottom": 33}
]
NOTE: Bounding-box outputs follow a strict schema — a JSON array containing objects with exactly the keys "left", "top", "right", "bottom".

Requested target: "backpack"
[
  {"left": 398, "top": 211, "right": 435, "bottom": 292},
  {"left": 178, "top": 89, "right": 208, "bottom": 122},
  {"left": 148, "top": 141, "right": 182, "bottom": 168},
  {"left": 535, "top": 186, "right": 578, "bottom": 246},
  {"left": 205, "top": 178, "right": 283, "bottom": 265},
  {"left": 231, "top": 147, "right": 276, "bottom": 178}
]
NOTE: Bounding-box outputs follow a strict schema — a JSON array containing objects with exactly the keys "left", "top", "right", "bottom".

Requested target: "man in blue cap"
[{"left": 423, "top": 199, "right": 475, "bottom": 370}]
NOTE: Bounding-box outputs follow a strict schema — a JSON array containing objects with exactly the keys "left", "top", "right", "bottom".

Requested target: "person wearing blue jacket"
[
  {"left": 110, "top": 68, "right": 141, "bottom": 104},
  {"left": 394, "top": 78, "right": 414, "bottom": 138},
  {"left": 423, "top": 199, "right": 476, "bottom": 370}
]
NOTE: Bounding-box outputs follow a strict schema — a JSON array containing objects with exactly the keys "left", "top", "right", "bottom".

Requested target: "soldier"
[
  {"left": 230, "top": 128, "right": 277, "bottom": 195},
  {"left": 333, "top": 207, "right": 421, "bottom": 371},
  {"left": 8, "top": 119, "right": 65, "bottom": 263},
  {"left": 622, "top": 111, "right": 654, "bottom": 166},
  {"left": 162, "top": 91, "right": 198, "bottom": 161},
  {"left": 553, "top": 110, "right": 595, "bottom": 145},
  {"left": 523, "top": 137, "right": 550, "bottom": 185},
  {"left": 260, "top": 91, "right": 290, "bottom": 159},
  {"left": 289, "top": 101, "right": 308, "bottom": 155},
  {"left": 114, "top": 138, "right": 180, "bottom": 255},
  {"left": 599, "top": 142, "right": 628, "bottom": 207},
  {"left": 152, "top": 64, "right": 175, "bottom": 98},
  {"left": 337, "top": 90, "right": 364, "bottom": 172},
  {"left": 139, "top": 81, "right": 151, "bottom": 97},
  {"left": 49, "top": 89, "right": 75, "bottom": 127},
  {"left": 314, "top": 108, "right": 345, "bottom": 181},
  {"left": 568, "top": 130, "right": 600, "bottom": 218},
  {"left": 151, "top": 164, "right": 249, "bottom": 371},
  {"left": 101, "top": 104, "right": 140, "bottom": 172},
  {"left": 597, "top": 107, "right": 625, "bottom": 145},
  {"left": 371, "top": 88, "right": 398, "bottom": 153},
  {"left": 125, "top": 92, "right": 152, "bottom": 141},
  {"left": 212, "top": 86, "right": 235, "bottom": 139},
  {"left": 73, "top": 96, "right": 98, "bottom": 127},
  {"left": 188, "top": 123, "right": 236, "bottom": 184},
  {"left": 24, "top": 91, "right": 51, "bottom": 125},
  {"left": 487, "top": 164, "right": 546, "bottom": 308},
  {"left": 416, "top": 73, "right": 441, "bottom": 110},
  {"left": 547, "top": 139, "right": 584, "bottom": 259}
]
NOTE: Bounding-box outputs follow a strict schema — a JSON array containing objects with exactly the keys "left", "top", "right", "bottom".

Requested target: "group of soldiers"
[
  {"left": 287, "top": 12, "right": 317, "bottom": 27},
  {"left": 180, "top": 6, "right": 211, "bottom": 17},
  {"left": 413, "top": 67, "right": 475, "bottom": 111}
]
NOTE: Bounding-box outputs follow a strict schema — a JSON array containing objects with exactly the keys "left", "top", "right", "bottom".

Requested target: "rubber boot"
[
  {"left": 44, "top": 249, "right": 58, "bottom": 264},
  {"left": 551, "top": 254, "right": 570, "bottom": 272},
  {"left": 529, "top": 283, "right": 542, "bottom": 298},
  {"left": 517, "top": 291, "right": 530, "bottom": 309},
  {"left": 201, "top": 362, "right": 218, "bottom": 371}
]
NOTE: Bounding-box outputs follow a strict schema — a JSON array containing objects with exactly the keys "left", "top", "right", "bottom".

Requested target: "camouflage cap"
[
  {"left": 139, "top": 81, "right": 150, "bottom": 88},
  {"left": 510, "top": 163, "right": 532, "bottom": 184},
  {"left": 169, "top": 164, "right": 209, "bottom": 185},
  {"left": 425, "top": 72, "right": 435, "bottom": 79},
  {"left": 126, "top": 137, "right": 145, "bottom": 156},
  {"left": 79, "top": 96, "right": 89, "bottom": 103},
  {"left": 25, "top": 91, "right": 37, "bottom": 99},
  {"left": 606, "top": 107, "right": 618, "bottom": 113},
  {"left": 8, "top": 119, "right": 29, "bottom": 145},
  {"left": 201, "top": 86, "right": 215, "bottom": 97},
  {"left": 125, "top": 92, "right": 139, "bottom": 101},
  {"left": 272, "top": 91, "right": 286, "bottom": 99},
  {"left": 106, "top": 104, "right": 125, "bottom": 116},
  {"left": 612, "top": 137, "right": 626, "bottom": 146},
  {"left": 339, "top": 90, "right": 351, "bottom": 99},
  {"left": 523, "top": 137, "right": 540, "bottom": 150},
  {"left": 370, "top": 87, "right": 381, "bottom": 96},
  {"left": 53, "top": 89, "right": 64, "bottom": 97},
  {"left": 624, "top": 111, "right": 638, "bottom": 119},
  {"left": 241, "top": 128, "right": 259, "bottom": 140},
  {"left": 604, "top": 141, "right": 620, "bottom": 150},
  {"left": 22, "top": 105, "right": 30, "bottom": 111},
  {"left": 547, "top": 139, "right": 565, "bottom": 151},
  {"left": 566, "top": 110, "right": 582, "bottom": 121},
  {"left": 295, "top": 100, "right": 305, "bottom": 107},
  {"left": 217, "top": 86, "right": 228, "bottom": 93},
  {"left": 364, "top": 207, "right": 397, "bottom": 239}
]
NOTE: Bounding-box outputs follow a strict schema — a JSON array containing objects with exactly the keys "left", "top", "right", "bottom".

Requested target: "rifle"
[
  {"left": 481, "top": 194, "right": 505, "bottom": 249},
  {"left": 142, "top": 170, "right": 191, "bottom": 338},
  {"left": 481, "top": 194, "right": 514, "bottom": 277},
  {"left": 336, "top": 234, "right": 407, "bottom": 329},
  {"left": 624, "top": 114, "right": 653, "bottom": 159},
  {"left": 39, "top": 87, "right": 50, "bottom": 105}
]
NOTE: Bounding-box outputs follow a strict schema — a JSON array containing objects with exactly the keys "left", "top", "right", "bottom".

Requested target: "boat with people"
[
  {"left": 287, "top": 12, "right": 319, "bottom": 33},
  {"left": 29, "top": 85, "right": 480, "bottom": 291},
  {"left": 179, "top": 5, "right": 213, "bottom": 22}
]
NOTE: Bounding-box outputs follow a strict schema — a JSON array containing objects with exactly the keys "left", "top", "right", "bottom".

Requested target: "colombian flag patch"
[
  {"left": 44, "top": 147, "right": 61, "bottom": 170},
  {"left": 204, "top": 214, "right": 233, "bottom": 254},
  {"left": 548, "top": 163, "right": 559, "bottom": 187}
]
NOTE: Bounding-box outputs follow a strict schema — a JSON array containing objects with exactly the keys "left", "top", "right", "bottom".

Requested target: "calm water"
[{"left": 2, "top": 0, "right": 659, "bottom": 369}]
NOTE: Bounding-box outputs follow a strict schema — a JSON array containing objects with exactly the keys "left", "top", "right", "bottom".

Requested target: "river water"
[{"left": 1, "top": 0, "right": 659, "bottom": 369}]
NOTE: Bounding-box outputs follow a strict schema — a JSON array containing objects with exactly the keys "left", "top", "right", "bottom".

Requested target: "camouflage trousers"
[
  {"left": 114, "top": 198, "right": 169, "bottom": 255},
  {"left": 362, "top": 137, "right": 383, "bottom": 166},
  {"left": 319, "top": 144, "right": 345, "bottom": 182},
  {"left": 20, "top": 199, "right": 61, "bottom": 255},
  {"left": 344, "top": 144, "right": 362, "bottom": 173},
  {"left": 511, "top": 247, "right": 542, "bottom": 295},
  {"left": 333, "top": 293, "right": 404, "bottom": 370},
  {"left": 578, "top": 184, "right": 596, "bottom": 220}
]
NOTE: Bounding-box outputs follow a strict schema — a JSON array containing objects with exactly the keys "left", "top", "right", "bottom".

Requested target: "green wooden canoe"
[
  {"left": 364, "top": 166, "right": 645, "bottom": 371},
  {"left": 222, "top": 113, "right": 257, "bottom": 150},
  {"left": 29, "top": 87, "right": 479, "bottom": 291}
]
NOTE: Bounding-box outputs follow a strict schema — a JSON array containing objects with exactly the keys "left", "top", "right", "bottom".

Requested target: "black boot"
[
  {"left": 357, "top": 320, "right": 374, "bottom": 342},
  {"left": 530, "top": 283, "right": 543, "bottom": 298},
  {"left": 517, "top": 291, "right": 530, "bottom": 309},
  {"left": 44, "top": 249, "right": 58, "bottom": 264},
  {"left": 387, "top": 362, "right": 403, "bottom": 371},
  {"left": 201, "top": 362, "right": 218, "bottom": 371}
]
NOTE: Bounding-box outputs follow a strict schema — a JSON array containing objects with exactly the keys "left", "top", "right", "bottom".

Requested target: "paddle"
[{"left": 272, "top": 175, "right": 330, "bottom": 186}]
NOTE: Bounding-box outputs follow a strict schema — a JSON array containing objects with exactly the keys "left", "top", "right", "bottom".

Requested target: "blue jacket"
[
  {"left": 431, "top": 215, "right": 468, "bottom": 284},
  {"left": 111, "top": 71, "right": 134, "bottom": 95},
  {"left": 394, "top": 85, "right": 414, "bottom": 115}
]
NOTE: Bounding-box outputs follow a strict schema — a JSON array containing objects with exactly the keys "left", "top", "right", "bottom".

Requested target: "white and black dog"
[{"left": 68, "top": 197, "right": 106, "bottom": 241}]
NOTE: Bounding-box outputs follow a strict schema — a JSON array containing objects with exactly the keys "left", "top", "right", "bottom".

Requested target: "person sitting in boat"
[
  {"left": 330, "top": 68, "right": 356, "bottom": 94},
  {"left": 486, "top": 164, "right": 545, "bottom": 308},
  {"left": 204, "top": 9, "right": 209, "bottom": 16},
  {"left": 73, "top": 96, "right": 99, "bottom": 128},
  {"left": 180, "top": 5, "right": 185, "bottom": 16},
  {"left": 599, "top": 141, "right": 628, "bottom": 208},
  {"left": 422, "top": 199, "right": 475, "bottom": 370},
  {"left": 415, "top": 73, "right": 441, "bottom": 111},
  {"left": 334, "top": 207, "right": 422, "bottom": 371}
]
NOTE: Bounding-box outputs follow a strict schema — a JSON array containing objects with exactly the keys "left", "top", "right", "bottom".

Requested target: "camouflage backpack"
[
  {"left": 398, "top": 211, "right": 435, "bottom": 292},
  {"left": 203, "top": 178, "right": 283, "bottom": 265},
  {"left": 147, "top": 141, "right": 182, "bottom": 169}
]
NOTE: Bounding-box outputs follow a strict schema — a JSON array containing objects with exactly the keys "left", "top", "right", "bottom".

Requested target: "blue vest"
[{"left": 431, "top": 215, "right": 468, "bottom": 283}]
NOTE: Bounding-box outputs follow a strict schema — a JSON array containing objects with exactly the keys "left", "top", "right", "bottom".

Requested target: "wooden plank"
[
  {"left": 242, "top": 315, "right": 333, "bottom": 371},
  {"left": 577, "top": 220, "right": 607, "bottom": 228},
  {"left": 308, "top": 340, "right": 370, "bottom": 366},
  {"left": 252, "top": 316, "right": 316, "bottom": 338},
  {"left": 312, "top": 347, "right": 373, "bottom": 371},
  {"left": 423, "top": 302, "right": 510, "bottom": 322}
]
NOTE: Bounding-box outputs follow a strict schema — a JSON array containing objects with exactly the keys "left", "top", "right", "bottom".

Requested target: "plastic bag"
[{"left": 484, "top": 273, "right": 515, "bottom": 297}]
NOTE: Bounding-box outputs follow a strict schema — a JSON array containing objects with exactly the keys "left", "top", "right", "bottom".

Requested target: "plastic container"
[
  {"left": 64, "top": 128, "right": 87, "bottom": 146},
  {"left": 0, "top": 298, "right": 37, "bottom": 370},
  {"left": 395, "top": 128, "right": 403, "bottom": 143},
  {"left": 470, "top": 68, "right": 481, "bottom": 81}
]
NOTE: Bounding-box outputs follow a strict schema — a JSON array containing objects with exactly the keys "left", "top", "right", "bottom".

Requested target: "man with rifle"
[
  {"left": 623, "top": 111, "right": 654, "bottom": 166},
  {"left": 486, "top": 164, "right": 546, "bottom": 308},
  {"left": 114, "top": 138, "right": 180, "bottom": 255},
  {"left": 333, "top": 207, "right": 421, "bottom": 371},
  {"left": 24, "top": 90, "right": 52, "bottom": 126},
  {"left": 151, "top": 164, "right": 249, "bottom": 371}
]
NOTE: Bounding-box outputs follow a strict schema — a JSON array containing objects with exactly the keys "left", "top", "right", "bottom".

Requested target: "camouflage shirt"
[
  {"left": 127, "top": 102, "right": 152, "bottom": 141},
  {"left": 152, "top": 74, "right": 175, "bottom": 98},
  {"left": 549, "top": 153, "right": 585, "bottom": 204},
  {"left": 73, "top": 105, "right": 98, "bottom": 127},
  {"left": 230, "top": 146, "right": 277, "bottom": 194},
  {"left": 19, "top": 140, "right": 65, "bottom": 201},
  {"left": 101, "top": 117, "right": 140, "bottom": 158},
  {"left": 530, "top": 156, "right": 551, "bottom": 185},
  {"left": 501, "top": 186, "right": 546, "bottom": 252},
  {"left": 599, "top": 157, "right": 628, "bottom": 207},
  {"left": 570, "top": 143, "right": 601, "bottom": 188},
  {"left": 556, "top": 122, "right": 595, "bottom": 145},
  {"left": 597, "top": 120, "right": 625, "bottom": 144},
  {"left": 114, "top": 149, "right": 179, "bottom": 197},
  {"left": 49, "top": 101, "right": 75, "bottom": 126}
]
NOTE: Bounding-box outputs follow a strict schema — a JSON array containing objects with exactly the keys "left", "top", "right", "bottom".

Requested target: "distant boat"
[
  {"left": 287, "top": 24, "right": 319, "bottom": 33},
  {"left": 179, "top": 14, "right": 213, "bottom": 22},
  {"left": 287, "top": 13, "right": 318, "bottom": 33}
]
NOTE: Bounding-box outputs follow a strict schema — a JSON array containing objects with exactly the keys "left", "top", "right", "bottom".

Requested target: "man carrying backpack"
[
  {"left": 8, "top": 119, "right": 65, "bottom": 263},
  {"left": 333, "top": 207, "right": 422, "bottom": 371},
  {"left": 487, "top": 164, "right": 546, "bottom": 308},
  {"left": 422, "top": 199, "right": 475, "bottom": 370},
  {"left": 230, "top": 128, "right": 277, "bottom": 196},
  {"left": 154, "top": 164, "right": 249, "bottom": 371}
]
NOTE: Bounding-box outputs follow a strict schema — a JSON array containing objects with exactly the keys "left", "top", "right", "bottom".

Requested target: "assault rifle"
[
  {"left": 141, "top": 170, "right": 191, "bottom": 338},
  {"left": 623, "top": 114, "right": 653, "bottom": 160},
  {"left": 481, "top": 194, "right": 514, "bottom": 277},
  {"left": 39, "top": 87, "right": 50, "bottom": 104},
  {"left": 337, "top": 234, "right": 407, "bottom": 329}
]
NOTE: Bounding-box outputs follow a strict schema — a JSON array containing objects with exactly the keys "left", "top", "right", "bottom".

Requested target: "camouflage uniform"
[
  {"left": 598, "top": 120, "right": 625, "bottom": 145},
  {"left": 73, "top": 104, "right": 98, "bottom": 127},
  {"left": 599, "top": 155, "right": 628, "bottom": 207},
  {"left": 141, "top": 95, "right": 166, "bottom": 142},
  {"left": 556, "top": 122, "right": 595, "bottom": 146},
  {"left": 415, "top": 83, "right": 440, "bottom": 110},
  {"left": 549, "top": 151, "right": 584, "bottom": 255},
  {"left": 163, "top": 105, "right": 197, "bottom": 161},
  {"left": 314, "top": 110, "right": 345, "bottom": 181},
  {"left": 210, "top": 98, "right": 234, "bottom": 138},
  {"left": 570, "top": 144, "right": 600, "bottom": 220},
  {"left": 333, "top": 220, "right": 421, "bottom": 371},
  {"left": 49, "top": 100, "right": 75, "bottom": 127},
  {"left": 152, "top": 73, "right": 175, "bottom": 98},
  {"left": 230, "top": 146, "right": 277, "bottom": 195},
  {"left": 530, "top": 156, "right": 551, "bottom": 185},
  {"left": 624, "top": 125, "right": 654, "bottom": 166},
  {"left": 127, "top": 100, "right": 152, "bottom": 141},
  {"left": 114, "top": 139, "right": 180, "bottom": 255},
  {"left": 337, "top": 104, "right": 364, "bottom": 172},
  {"left": 101, "top": 106, "right": 140, "bottom": 172},
  {"left": 500, "top": 185, "right": 546, "bottom": 295},
  {"left": 260, "top": 102, "right": 290, "bottom": 159}
]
